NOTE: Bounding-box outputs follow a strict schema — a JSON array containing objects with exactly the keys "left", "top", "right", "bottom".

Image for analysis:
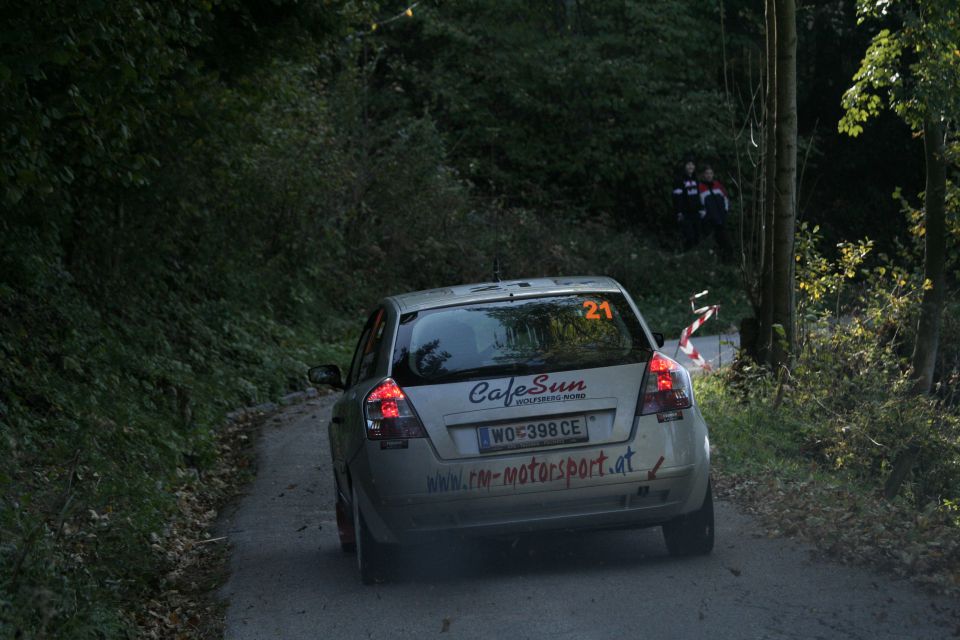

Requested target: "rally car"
[{"left": 309, "top": 276, "right": 713, "bottom": 583}]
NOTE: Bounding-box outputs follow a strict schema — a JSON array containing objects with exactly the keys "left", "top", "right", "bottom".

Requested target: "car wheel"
[
  {"left": 663, "top": 478, "right": 714, "bottom": 557},
  {"left": 352, "top": 485, "right": 387, "bottom": 584},
  {"left": 335, "top": 482, "right": 356, "bottom": 553}
]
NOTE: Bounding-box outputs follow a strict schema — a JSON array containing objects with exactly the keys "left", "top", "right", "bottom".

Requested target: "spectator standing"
[
  {"left": 697, "top": 165, "right": 731, "bottom": 261},
  {"left": 672, "top": 158, "right": 702, "bottom": 251}
]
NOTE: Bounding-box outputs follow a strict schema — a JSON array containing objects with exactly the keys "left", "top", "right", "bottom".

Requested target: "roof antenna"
[{"left": 492, "top": 203, "right": 503, "bottom": 282}]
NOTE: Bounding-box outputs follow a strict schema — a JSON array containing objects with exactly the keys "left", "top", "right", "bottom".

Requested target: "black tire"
[
  {"left": 352, "top": 485, "right": 387, "bottom": 584},
  {"left": 663, "top": 479, "right": 715, "bottom": 557},
  {"left": 336, "top": 491, "right": 356, "bottom": 554}
]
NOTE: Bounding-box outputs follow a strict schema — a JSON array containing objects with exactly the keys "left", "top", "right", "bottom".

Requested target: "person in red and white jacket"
[{"left": 698, "top": 165, "right": 731, "bottom": 260}]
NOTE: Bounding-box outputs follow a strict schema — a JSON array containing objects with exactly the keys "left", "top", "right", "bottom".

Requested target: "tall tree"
[
  {"left": 840, "top": 0, "right": 960, "bottom": 497},
  {"left": 756, "top": 0, "right": 777, "bottom": 364},
  {"left": 770, "top": 0, "right": 798, "bottom": 370},
  {"left": 752, "top": 0, "right": 797, "bottom": 370}
]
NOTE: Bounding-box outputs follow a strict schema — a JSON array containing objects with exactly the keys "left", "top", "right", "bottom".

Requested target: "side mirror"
[
  {"left": 308, "top": 364, "right": 345, "bottom": 389},
  {"left": 651, "top": 332, "right": 665, "bottom": 348}
]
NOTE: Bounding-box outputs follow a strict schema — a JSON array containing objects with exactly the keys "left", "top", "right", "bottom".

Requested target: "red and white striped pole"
[{"left": 677, "top": 290, "right": 719, "bottom": 371}]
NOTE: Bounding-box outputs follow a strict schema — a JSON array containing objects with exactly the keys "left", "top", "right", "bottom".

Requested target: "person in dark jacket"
[
  {"left": 698, "top": 165, "right": 731, "bottom": 261},
  {"left": 672, "top": 159, "right": 702, "bottom": 251}
]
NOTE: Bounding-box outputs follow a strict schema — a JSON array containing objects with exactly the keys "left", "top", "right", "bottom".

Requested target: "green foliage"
[
  {"left": 1, "top": 0, "right": 204, "bottom": 213},
  {"left": 0, "top": 3, "right": 377, "bottom": 636},
  {"left": 838, "top": 29, "right": 901, "bottom": 136},
  {"left": 695, "top": 373, "right": 810, "bottom": 473},
  {"left": 791, "top": 231, "right": 960, "bottom": 500},
  {"left": 891, "top": 178, "right": 960, "bottom": 395},
  {"left": 369, "top": 0, "right": 730, "bottom": 226},
  {"left": 704, "top": 224, "right": 960, "bottom": 510},
  {"left": 0, "top": 257, "right": 339, "bottom": 636},
  {"left": 794, "top": 221, "right": 875, "bottom": 320},
  {"left": 839, "top": 0, "right": 960, "bottom": 134}
]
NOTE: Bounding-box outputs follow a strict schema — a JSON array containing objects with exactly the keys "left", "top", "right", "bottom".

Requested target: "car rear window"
[{"left": 391, "top": 293, "right": 652, "bottom": 386}]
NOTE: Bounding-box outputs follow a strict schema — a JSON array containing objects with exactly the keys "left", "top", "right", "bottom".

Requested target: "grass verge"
[{"left": 696, "top": 373, "right": 960, "bottom": 595}]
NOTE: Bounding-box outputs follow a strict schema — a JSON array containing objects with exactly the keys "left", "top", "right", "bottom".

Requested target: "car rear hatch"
[
  {"left": 404, "top": 363, "right": 645, "bottom": 459},
  {"left": 389, "top": 290, "right": 654, "bottom": 460}
]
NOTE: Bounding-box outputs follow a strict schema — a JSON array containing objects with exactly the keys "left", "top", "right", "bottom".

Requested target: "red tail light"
[
  {"left": 640, "top": 352, "right": 693, "bottom": 415},
  {"left": 364, "top": 378, "right": 427, "bottom": 439}
]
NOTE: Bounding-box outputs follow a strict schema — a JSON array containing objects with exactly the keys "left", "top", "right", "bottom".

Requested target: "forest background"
[{"left": 1, "top": 0, "right": 958, "bottom": 637}]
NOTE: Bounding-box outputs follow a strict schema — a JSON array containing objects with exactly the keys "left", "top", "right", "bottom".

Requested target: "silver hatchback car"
[{"left": 309, "top": 276, "right": 713, "bottom": 583}]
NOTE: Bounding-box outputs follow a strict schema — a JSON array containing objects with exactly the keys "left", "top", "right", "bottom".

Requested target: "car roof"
[{"left": 386, "top": 276, "right": 624, "bottom": 313}]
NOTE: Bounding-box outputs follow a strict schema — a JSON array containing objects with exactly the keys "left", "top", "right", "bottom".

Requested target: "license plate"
[{"left": 477, "top": 415, "right": 588, "bottom": 453}]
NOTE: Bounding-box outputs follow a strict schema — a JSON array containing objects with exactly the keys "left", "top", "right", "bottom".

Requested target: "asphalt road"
[
  {"left": 664, "top": 332, "right": 740, "bottom": 374},
  {"left": 218, "top": 394, "right": 959, "bottom": 640}
]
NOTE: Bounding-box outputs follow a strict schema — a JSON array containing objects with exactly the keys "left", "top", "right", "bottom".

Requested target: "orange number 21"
[{"left": 583, "top": 300, "right": 613, "bottom": 320}]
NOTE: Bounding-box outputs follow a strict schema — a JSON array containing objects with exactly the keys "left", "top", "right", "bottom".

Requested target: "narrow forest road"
[{"left": 217, "top": 394, "right": 960, "bottom": 640}]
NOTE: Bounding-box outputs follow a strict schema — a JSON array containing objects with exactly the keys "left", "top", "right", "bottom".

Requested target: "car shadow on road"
[{"left": 330, "top": 526, "right": 709, "bottom": 586}]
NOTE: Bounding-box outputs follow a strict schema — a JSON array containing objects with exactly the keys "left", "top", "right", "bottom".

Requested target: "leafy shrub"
[{"left": 710, "top": 223, "right": 960, "bottom": 511}]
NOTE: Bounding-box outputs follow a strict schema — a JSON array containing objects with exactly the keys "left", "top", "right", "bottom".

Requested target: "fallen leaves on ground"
[
  {"left": 129, "top": 403, "right": 280, "bottom": 639},
  {"left": 714, "top": 467, "right": 960, "bottom": 596}
]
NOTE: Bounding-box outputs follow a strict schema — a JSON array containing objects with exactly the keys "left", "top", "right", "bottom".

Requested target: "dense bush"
[
  {"left": 370, "top": 0, "right": 731, "bottom": 227},
  {"left": 707, "top": 222, "right": 960, "bottom": 509}
]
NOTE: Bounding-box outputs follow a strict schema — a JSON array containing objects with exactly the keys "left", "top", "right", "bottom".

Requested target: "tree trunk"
[
  {"left": 883, "top": 114, "right": 948, "bottom": 500},
  {"left": 910, "top": 116, "right": 948, "bottom": 396},
  {"left": 770, "top": 0, "right": 797, "bottom": 371},
  {"left": 757, "top": 0, "right": 777, "bottom": 365}
]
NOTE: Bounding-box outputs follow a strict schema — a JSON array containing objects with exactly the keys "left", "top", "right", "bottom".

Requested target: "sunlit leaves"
[
  {"left": 839, "top": 29, "right": 901, "bottom": 135},
  {"left": 840, "top": 0, "right": 960, "bottom": 135},
  {"left": 795, "top": 222, "right": 875, "bottom": 306},
  {"left": 707, "top": 220, "right": 960, "bottom": 515}
]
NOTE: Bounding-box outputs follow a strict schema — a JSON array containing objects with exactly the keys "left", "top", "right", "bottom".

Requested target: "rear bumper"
[
  {"left": 348, "top": 410, "right": 711, "bottom": 545},
  {"left": 355, "top": 461, "right": 708, "bottom": 545}
]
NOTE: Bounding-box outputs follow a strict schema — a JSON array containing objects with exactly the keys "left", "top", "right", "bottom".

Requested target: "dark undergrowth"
[{"left": 0, "top": 52, "right": 745, "bottom": 640}]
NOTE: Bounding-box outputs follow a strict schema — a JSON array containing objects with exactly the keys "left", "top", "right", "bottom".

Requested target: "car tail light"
[
  {"left": 639, "top": 352, "right": 693, "bottom": 415},
  {"left": 364, "top": 378, "right": 427, "bottom": 439}
]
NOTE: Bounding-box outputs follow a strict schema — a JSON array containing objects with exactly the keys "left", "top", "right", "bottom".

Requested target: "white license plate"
[{"left": 477, "top": 415, "right": 588, "bottom": 453}]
